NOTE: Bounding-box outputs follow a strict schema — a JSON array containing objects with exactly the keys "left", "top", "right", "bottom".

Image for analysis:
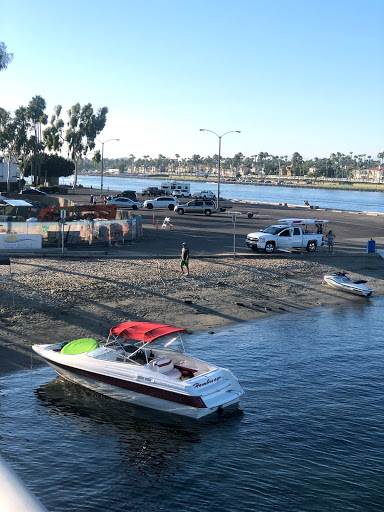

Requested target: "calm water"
[
  {"left": 1, "top": 300, "right": 384, "bottom": 512},
  {"left": 62, "top": 175, "right": 384, "bottom": 213}
]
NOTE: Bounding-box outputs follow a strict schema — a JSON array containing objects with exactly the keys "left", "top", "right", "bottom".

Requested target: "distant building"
[
  {"left": 352, "top": 166, "right": 384, "bottom": 182},
  {"left": 0, "top": 160, "right": 20, "bottom": 184}
]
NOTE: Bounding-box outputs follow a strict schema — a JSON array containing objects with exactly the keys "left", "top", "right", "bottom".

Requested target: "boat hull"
[
  {"left": 35, "top": 349, "right": 243, "bottom": 419},
  {"left": 324, "top": 275, "right": 374, "bottom": 297}
]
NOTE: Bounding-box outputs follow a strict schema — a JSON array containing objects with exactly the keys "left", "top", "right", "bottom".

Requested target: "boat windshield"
[
  {"left": 106, "top": 332, "right": 187, "bottom": 363},
  {"left": 151, "top": 334, "right": 186, "bottom": 353},
  {"left": 262, "top": 226, "right": 285, "bottom": 235}
]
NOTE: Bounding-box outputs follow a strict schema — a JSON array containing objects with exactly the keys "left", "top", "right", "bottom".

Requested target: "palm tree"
[
  {"left": 143, "top": 155, "right": 150, "bottom": 173},
  {"left": 129, "top": 154, "right": 135, "bottom": 173}
]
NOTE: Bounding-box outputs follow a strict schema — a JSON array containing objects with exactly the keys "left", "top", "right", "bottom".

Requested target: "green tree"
[
  {"left": 0, "top": 107, "right": 29, "bottom": 191},
  {"left": 23, "top": 154, "right": 74, "bottom": 184},
  {"left": 43, "top": 105, "right": 64, "bottom": 153},
  {"left": 232, "top": 152, "right": 244, "bottom": 176},
  {"left": 243, "top": 157, "right": 253, "bottom": 172},
  {"left": 129, "top": 154, "right": 135, "bottom": 173},
  {"left": 65, "top": 103, "right": 108, "bottom": 187},
  {"left": 291, "top": 152, "right": 303, "bottom": 175},
  {"left": 92, "top": 150, "right": 101, "bottom": 168},
  {"left": 191, "top": 154, "right": 203, "bottom": 171},
  {"left": 26, "top": 95, "right": 48, "bottom": 185},
  {"left": 0, "top": 42, "right": 13, "bottom": 71},
  {"left": 154, "top": 154, "right": 168, "bottom": 172}
]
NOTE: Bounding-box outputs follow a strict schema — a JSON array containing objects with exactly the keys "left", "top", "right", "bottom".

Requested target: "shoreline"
[
  {"left": 72, "top": 172, "right": 384, "bottom": 194},
  {"left": 1, "top": 198, "right": 384, "bottom": 377}
]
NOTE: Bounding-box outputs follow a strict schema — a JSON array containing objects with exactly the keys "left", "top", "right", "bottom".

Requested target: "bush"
[{"left": 40, "top": 185, "right": 71, "bottom": 194}]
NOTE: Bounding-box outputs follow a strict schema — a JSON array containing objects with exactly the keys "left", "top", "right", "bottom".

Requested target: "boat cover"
[
  {"left": 110, "top": 322, "right": 187, "bottom": 342},
  {"left": 278, "top": 218, "right": 328, "bottom": 225}
]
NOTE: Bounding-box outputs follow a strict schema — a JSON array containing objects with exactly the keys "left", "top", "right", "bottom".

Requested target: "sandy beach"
[{"left": 1, "top": 195, "right": 384, "bottom": 375}]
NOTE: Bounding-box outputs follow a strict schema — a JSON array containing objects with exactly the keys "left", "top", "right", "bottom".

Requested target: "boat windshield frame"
[{"left": 105, "top": 332, "right": 187, "bottom": 365}]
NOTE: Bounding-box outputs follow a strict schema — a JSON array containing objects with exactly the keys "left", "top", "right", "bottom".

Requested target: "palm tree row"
[{"left": 78, "top": 151, "right": 384, "bottom": 179}]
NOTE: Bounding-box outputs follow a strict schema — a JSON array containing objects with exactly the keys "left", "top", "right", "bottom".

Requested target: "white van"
[{"left": 161, "top": 181, "right": 191, "bottom": 197}]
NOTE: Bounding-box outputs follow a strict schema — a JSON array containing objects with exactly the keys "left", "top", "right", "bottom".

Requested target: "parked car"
[
  {"left": 107, "top": 197, "right": 142, "bottom": 209},
  {"left": 143, "top": 196, "right": 179, "bottom": 210},
  {"left": 192, "top": 190, "right": 216, "bottom": 199},
  {"left": 21, "top": 187, "right": 47, "bottom": 196},
  {"left": 141, "top": 187, "right": 164, "bottom": 196},
  {"left": 172, "top": 190, "right": 191, "bottom": 198},
  {"left": 174, "top": 199, "right": 217, "bottom": 216},
  {"left": 115, "top": 190, "right": 139, "bottom": 201}
]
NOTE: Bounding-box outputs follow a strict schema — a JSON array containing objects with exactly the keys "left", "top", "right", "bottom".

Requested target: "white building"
[{"left": 0, "top": 160, "right": 19, "bottom": 184}]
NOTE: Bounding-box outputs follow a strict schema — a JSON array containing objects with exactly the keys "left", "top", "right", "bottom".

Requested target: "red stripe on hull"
[{"left": 49, "top": 360, "right": 207, "bottom": 409}]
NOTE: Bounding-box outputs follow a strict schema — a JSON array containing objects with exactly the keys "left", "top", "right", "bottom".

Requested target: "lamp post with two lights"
[{"left": 199, "top": 129, "right": 240, "bottom": 211}]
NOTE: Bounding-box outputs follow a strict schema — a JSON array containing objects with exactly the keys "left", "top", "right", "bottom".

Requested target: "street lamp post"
[
  {"left": 96, "top": 138, "right": 119, "bottom": 197},
  {"left": 200, "top": 129, "right": 240, "bottom": 211}
]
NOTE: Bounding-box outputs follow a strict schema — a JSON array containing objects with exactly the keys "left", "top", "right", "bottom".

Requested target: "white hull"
[
  {"left": 34, "top": 345, "right": 243, "bottom": 419},
  {"left": 324, "top": 274, "right": 374, "bottom": 297}
]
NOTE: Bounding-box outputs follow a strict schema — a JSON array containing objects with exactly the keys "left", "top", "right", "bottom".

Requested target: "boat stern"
[{"left": 189, "top": 368, "right": 244, "bottom": 413}]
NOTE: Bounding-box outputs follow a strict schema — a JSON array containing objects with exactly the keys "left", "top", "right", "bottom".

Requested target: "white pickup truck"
[{"left": 246, "top": 218, "right": 328, "bottom": 253}]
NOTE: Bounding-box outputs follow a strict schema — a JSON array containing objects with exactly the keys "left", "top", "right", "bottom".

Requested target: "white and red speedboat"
[{"left": 32, "top": 322, "right": 244, "bottom": 419}]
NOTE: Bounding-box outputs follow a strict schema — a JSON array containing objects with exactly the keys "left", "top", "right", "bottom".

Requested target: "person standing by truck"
[{"left": 325, "top": 230, "right": 336, "bottom": 253}]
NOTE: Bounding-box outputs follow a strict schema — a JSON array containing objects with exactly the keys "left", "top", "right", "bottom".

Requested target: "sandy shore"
[
  {"left": 1, "top": 252, "right": 383, "bottom": 375},
  {"left": 1, "top": 196, "right": 383, "bottom": 375}
]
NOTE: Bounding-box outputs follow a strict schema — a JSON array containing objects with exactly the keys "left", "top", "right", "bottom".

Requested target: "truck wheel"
[
  {"left": 307, "top": 241, "right": 317, "bottom": 252},
  {"left": 146, "top": 203, "right": 153, "bottom": 209},
  {"left": 204, "top": 209, "right": 212, "bottom": 216},
  {"left": 264, "top": 242, "right": 275, "bottom": 253},
  {"left": 177, "top": 209, "right": 184, "bottom": 215}
]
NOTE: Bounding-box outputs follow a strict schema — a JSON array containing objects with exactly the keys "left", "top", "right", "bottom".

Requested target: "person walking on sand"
[
  {"left": 325, "top": 230, "right": 336, "bottom": 253},
  {"left": 180, "top": 242, "right": 190, "bottom": 275}
]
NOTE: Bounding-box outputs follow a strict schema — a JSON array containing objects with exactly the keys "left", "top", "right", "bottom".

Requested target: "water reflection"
[
  {"left": 2, "top": 300, "right": 384, "bottom": 512},
  {"left": 34, "top": 375, "right": 241, "bottom": 480}
]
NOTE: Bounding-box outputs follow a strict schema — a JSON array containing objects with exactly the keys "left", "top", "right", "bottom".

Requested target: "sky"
[{"left": 1, "top": 0, "right": 383, "bottom": 161}]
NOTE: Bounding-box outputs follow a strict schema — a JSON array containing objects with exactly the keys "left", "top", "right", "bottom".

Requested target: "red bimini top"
[{"left": 109, "top": 322, "right": 187, "bottom": 343}]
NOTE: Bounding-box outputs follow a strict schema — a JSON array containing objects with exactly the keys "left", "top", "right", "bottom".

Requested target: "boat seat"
[
  {"left": 151, "top": 357, "right": 174, "bottom": 373},
  {"left": 150, "top": 357, "right": 182, "bottom": 379},
  {"left": 164, "top": 368, "right": 182, "bottom": 380}
]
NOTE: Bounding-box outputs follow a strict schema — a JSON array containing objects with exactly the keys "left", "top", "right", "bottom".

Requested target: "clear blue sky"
[{"left": 1, "top": 0, "right": 383, "bottom": 160}]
